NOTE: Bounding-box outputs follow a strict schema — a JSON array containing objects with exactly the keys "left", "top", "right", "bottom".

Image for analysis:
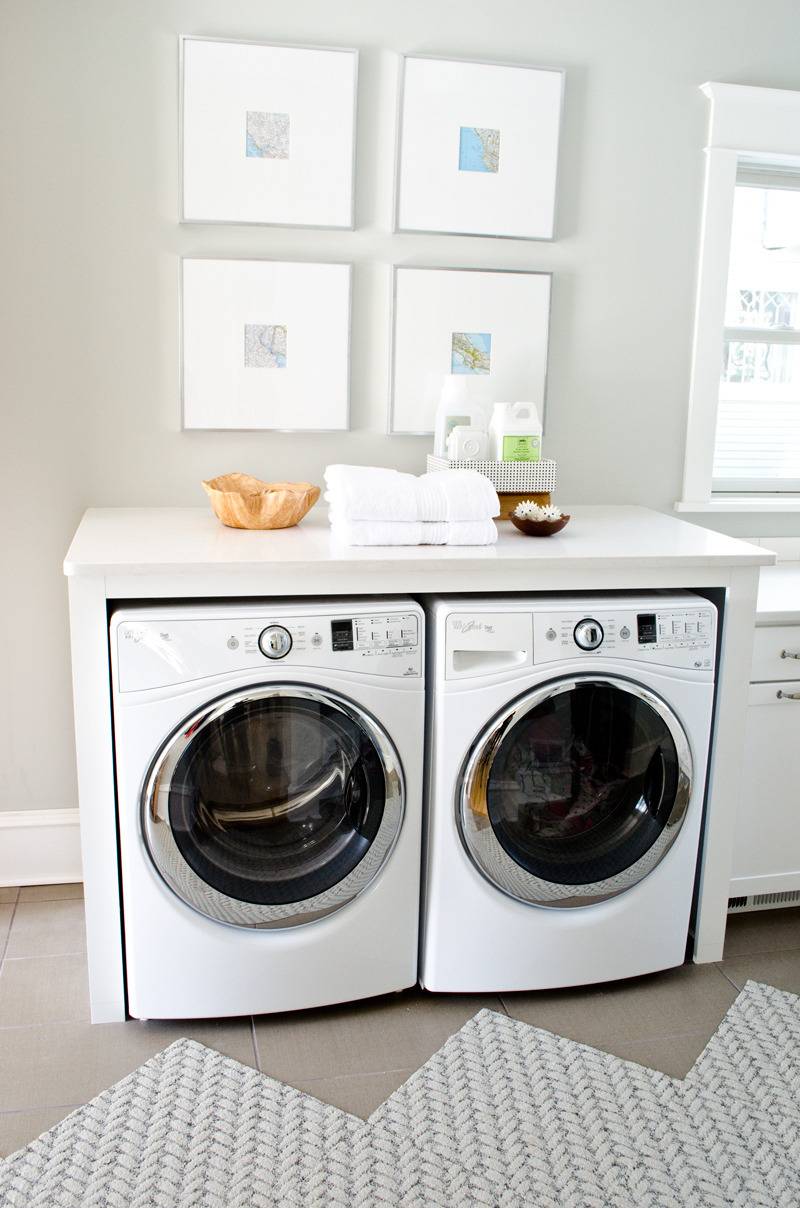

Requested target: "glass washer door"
[
  {"left": 458, "top": 676, "right": 692, "bottom": 908},
  {"left": 142, "top": 686, "right": 404, "bottom": 929}
]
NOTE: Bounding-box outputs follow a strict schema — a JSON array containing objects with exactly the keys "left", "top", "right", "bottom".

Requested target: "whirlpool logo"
[{"left": 452, "top": 619, "right": 495, "bottom": 635}]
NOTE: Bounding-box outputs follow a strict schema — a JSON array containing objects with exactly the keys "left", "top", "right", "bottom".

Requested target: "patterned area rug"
[{"left": 0, "top": 980, "right": 798, "bottom": 1207}]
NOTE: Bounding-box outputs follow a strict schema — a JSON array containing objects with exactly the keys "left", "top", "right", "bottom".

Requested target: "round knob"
[
  {"left": 573, "top": 618, "right": 604, "bottom": 651},
  {"left": 258, "top": 625, "right": 292, "bottom": 659}
]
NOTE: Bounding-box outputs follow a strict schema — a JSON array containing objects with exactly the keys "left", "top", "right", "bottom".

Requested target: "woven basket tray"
[{"left": 426, "top": 455, "right": 557, "bottom": 493}]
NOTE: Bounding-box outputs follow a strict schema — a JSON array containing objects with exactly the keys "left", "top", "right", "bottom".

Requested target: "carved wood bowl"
[
  {"left": 202, "top": 473, "right": 321, "bottom": 530},
  {"left": 510, "top": 513, "right": 571, "bottom": 537}
]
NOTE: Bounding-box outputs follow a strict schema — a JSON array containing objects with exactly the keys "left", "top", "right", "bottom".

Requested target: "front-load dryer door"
[
  {"left": 458, "top": 676, "right": 692, "bottom": 908},
  {"left": 142, "top": 686, "right": 403, "bottom": 928}
]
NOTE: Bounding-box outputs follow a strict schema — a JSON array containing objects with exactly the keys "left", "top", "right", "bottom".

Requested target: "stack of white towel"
[{"left": 324, "top": 465, "right": 500, "bottom": 545}]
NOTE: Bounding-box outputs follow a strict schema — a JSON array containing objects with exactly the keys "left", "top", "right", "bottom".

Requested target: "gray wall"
[{"left": 2, "top": 0, "right": 799, "bottom": 815}]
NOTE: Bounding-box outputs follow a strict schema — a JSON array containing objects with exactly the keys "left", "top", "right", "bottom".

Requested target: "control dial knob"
[
  {"left": 573, "top": 618, "right": 604, "bottom": 651},
  {"left": 258, "top": 624, "right": 292, "bottom": 659}
]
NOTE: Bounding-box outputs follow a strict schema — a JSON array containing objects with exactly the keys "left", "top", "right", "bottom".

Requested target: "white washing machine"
[
  {"left": 421, "top": 593, "right": 717, "bottom": 992},
  {"left": 110, "top": 599, "right": 424, "bottom": 1019}
]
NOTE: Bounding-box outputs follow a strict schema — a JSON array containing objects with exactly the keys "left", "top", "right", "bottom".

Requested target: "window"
[
  {"left": 679, "top": 83, "right": 800, "bottom": 512},
  {"left": 714, "top": 173, "right": 800, "bottom": 491}
]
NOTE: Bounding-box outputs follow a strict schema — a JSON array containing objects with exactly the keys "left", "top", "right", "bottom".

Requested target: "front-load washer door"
[
  {"left": 142, "top": 686, "right": 403, "bottom": 928},
  {"left": 458, "top": 676, "right": 692, "bottom": 908}
]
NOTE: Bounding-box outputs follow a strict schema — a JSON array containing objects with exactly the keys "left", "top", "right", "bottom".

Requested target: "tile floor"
[{"left": 1, "top": 886, "right": 799, "bottom": 1157}]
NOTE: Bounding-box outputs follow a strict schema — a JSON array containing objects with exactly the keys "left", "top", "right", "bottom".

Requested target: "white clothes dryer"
[
  {"left": 110, "top": 599, "right": 424, "bottom": 1019},
  {"left": 421, "top": 593, "right": 717, "bottom": 993}
]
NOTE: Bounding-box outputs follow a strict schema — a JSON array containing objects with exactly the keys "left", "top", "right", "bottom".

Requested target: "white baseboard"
[{"left": 0, "top": 809, "right": 83, "bottom": 887}]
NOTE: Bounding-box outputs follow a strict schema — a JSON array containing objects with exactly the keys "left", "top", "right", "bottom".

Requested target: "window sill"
[{"left": 675, "top": 498, "right": 800, "bottom": 513}]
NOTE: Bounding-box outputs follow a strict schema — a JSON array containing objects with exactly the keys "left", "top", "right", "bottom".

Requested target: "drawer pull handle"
[
  {"left": 776, "top": 690, "right": 800, "bottom": 700},
  {"left": 780, "top": 650, "right": 800, "bottom": 660}
]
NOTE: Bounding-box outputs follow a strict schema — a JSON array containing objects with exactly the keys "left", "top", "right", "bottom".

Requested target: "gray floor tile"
[
  {"left": 254, "top": 989, "right": 503, "bottom": 1083},
  {"left": 0, "top": 954, "right": 90, "bottom": 1026},
  {"left": 297, "top": 1068, "right": 414, "bottom": 1120},
  {"left": 717, "top": 948, "right": 800, "bottom": 994},
  {"left": 18, "top": 884, "right": 83, "bottom": 903},
  {"left": 594, "top": 1031, "right": 712, "bottom": 1079},
  {"left": 0, "top": 1017, "right": 257, "bottom": 1113},
  {"left": 6, "top": 899, "right": 86, "bottom": 959},
  {"left": 500, "top": 962, "right": 738, "bottom": 1049},
  {"left": 0, "top": 906, "right": 13, "bottom": 953},
  {"left": 0, "top": 889, "right": 18, "bottom": 905},
  {"left": 0, "top": 1104, "right": 80, "bottom": 1159},
  {"left": 723, "top": 907, "right": 800, "bottom": 958}
]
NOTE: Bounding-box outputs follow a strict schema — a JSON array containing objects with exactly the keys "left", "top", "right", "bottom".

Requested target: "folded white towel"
[
  {"left": 330, "top": 518, "right": 498, "bottom": 546},
  {"left": 324, "top": 465, "right": 499, "bottom": 523}
]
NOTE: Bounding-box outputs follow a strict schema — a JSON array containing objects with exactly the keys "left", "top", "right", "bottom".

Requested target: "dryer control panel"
[
  {"left": 113, "top": 607, "right": 422, "bottom": 692},
  {"left": 533, "top": 602, "right": 716, "bottom": 673}
]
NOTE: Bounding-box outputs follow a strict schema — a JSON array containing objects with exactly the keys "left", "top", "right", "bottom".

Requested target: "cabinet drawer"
[{"left": 751, "top": 626, "right": 800, "bottom": 681}]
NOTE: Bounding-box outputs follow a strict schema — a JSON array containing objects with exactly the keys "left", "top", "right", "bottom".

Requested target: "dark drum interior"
[
  {"left": 167, "top": 695, "right": 387, "bottom": 904},
  {"left": 485, "top": 681, "right": 681, "bottom": 886}
]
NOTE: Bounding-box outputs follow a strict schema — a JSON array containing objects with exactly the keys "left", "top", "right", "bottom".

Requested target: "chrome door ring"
[
  {"left": 457, "top": 674, "right": 693, "bottom": 909},
  {"left": 141, "top": 684, "right": 404, "bottom": 929}
]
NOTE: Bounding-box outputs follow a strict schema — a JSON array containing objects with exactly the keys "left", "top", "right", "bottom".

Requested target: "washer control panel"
[
  {"left": 331, "top": 614, "right": 419, "bottom": 653},
  {"left": 636, "top": 609, "right": 713, "bottom": 649},
  {"left": 113, "top": 607, "right": 422, "bottom": 692},
  {"left": 534, "top": 601, "right": 716, "bottom": 673}
]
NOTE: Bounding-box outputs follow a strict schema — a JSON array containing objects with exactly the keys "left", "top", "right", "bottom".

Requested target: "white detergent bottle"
[
  {"left": 433, "top": 377, "right": 486, "bottom": 457},
  {"left": 489, "top": 402, "right": 542, "bottom": 462}
]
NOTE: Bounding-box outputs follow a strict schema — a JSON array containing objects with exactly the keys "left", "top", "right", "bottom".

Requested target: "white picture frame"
[
  {"left": 394, "top": 54, "right": 564, "bottom": 240},
  {"left": 182, "top": 258, "right": 352, "bottom": 431},
  {"left": 389, "top": 266, "right": 552, "bottom": 435},
  {"left": 180, "top": 36, "right": 358, "bottom": 228}
]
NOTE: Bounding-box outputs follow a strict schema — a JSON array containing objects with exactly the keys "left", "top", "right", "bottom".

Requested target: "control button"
[
  {"left": 619, "top": 625, "right": 631, "bottom": 640},
  {"left": 311, "top": 632, "right": 323, "bottom": 648},
  {"left": 546, "top": 627, "right": 557, "bottom": 641},
  {"left": 258, "top": 625, "right": 293, "bottom": 660},
  {"left": 226, "top": 636, "right": 239, "bottom": 651},
  {"left": 573, "top": 618, "right": 605, "bottom": 651}
]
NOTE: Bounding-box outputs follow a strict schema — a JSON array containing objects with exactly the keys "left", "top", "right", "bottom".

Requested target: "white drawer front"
[{"left": 752, "top": 626, "right": 800, "bottom": 682}]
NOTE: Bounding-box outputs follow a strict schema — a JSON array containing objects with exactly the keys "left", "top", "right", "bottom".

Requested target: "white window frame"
[{"left": 677, "top": 82, "right": 800, "bottom": 514}]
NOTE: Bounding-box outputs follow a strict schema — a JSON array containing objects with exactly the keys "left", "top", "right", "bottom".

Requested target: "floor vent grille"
[{"left": 728, "top": 889, "right": 800, "bottom": 913}]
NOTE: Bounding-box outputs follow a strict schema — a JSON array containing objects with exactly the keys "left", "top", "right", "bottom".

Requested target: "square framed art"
[
  {"left": 182, "top": 258, "right": 352, "bottom": 430},
  {"left": 394, "top": 55, "right": 564, "bottom": 240},
  {"left": 181, "top": 36, "right": 358, "bottom": 228},
  {"left": 389, "top": 266, "right": 551, "bottom": 434}
]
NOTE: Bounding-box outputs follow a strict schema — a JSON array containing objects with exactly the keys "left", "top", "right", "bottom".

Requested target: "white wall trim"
[
  {"left": 0, "top": 809, "right": 83, "bottom": 887},
  {"left": 702, "top": 82, "right": 800, "bottom": 158},
  {"left": 676, "top": 497, "right": 800, "bottom": 513}
]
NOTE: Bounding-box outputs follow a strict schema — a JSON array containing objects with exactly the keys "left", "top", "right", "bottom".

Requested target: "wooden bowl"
[
  {"left": 510, "top": 513, "right": 571, "bottom": 537},
  {"left": 202, "top": 473, "right": 320, "bottom": 530}
]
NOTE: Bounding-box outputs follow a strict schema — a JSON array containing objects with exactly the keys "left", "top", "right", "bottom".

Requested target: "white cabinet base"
[
  {"left": 64, "top": 506, "right": 768, "bottom": 1022},
  {"left": 731, "top": 678, "right": 800, "bottom": 906}
]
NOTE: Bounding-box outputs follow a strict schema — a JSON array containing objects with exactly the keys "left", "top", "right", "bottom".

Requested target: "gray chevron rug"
[{"left": 0, "top": 980, "right": 798, "bottom": 1207}]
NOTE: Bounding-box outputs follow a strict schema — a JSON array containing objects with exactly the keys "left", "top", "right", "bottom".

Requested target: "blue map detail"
[
  {"left": 458, "top": 126, "right": 500, "bottom": 173},
  {"left": 451, "top": 331, "right": 491, "bottom": 374}
]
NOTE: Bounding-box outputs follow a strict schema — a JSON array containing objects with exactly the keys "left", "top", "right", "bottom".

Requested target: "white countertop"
[
  {"left": 64, "top": 505, "right": 771, "bottom": 593},
  {"left": 757, "top": 563, "right": 800, "bottom": 624}
]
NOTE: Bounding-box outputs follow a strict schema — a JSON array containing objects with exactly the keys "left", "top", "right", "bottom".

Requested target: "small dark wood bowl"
[{"left": 510, "top": 513, "right": 571, "bottom": 537}]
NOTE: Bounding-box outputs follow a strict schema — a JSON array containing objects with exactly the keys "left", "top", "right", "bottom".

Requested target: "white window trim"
[{"left": 677, "top": 82, "right": 800, "bottom": 513}]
